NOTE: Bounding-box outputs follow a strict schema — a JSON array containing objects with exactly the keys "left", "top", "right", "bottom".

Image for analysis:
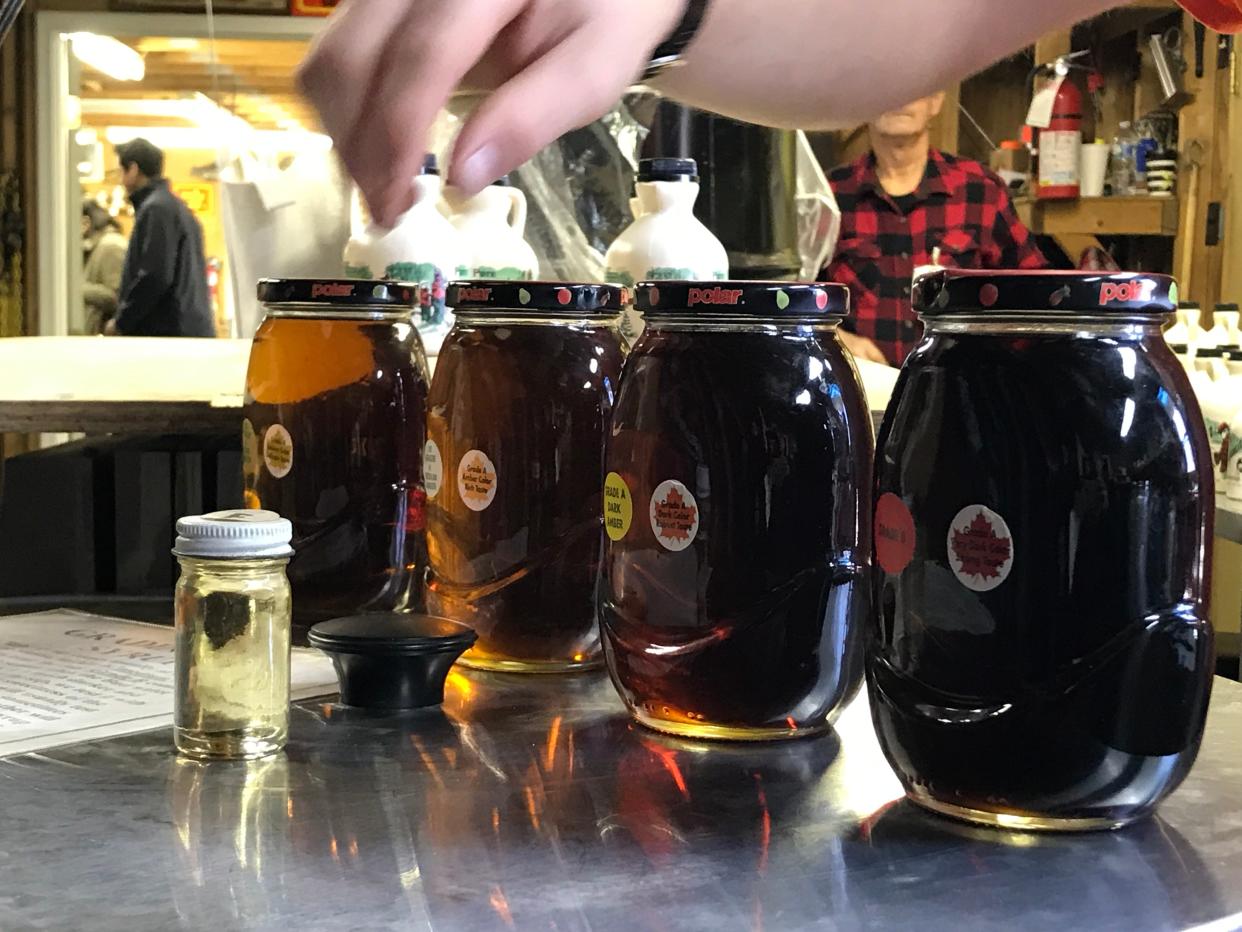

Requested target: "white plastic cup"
[{"left": 1080, "top": 143, "right": 1110, "bottom": 197}]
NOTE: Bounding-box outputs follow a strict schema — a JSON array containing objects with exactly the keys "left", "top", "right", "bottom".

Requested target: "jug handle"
[{"left": 506, "top": 187, "right": 528, "bottom": 237}]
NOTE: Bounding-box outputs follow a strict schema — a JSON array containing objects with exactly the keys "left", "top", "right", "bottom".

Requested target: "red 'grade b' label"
[
  {"left": 947, "top": 504, "right": 1014, "bottom": 592},
  {"left": 875, "top": 493, "right": 915, "bottom": 575}
]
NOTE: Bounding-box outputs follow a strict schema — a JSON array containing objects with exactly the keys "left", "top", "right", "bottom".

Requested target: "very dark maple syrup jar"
[
  {"left": 425, "top": 281, "right": 625, "bottom": 672},
  {"left": 600, "top": 281, "right": 872, "bottom": 740},
  {"left": 245, "top": 279, "right": 430, "bottom": 637},
  {"left": 871, "top": 269, "right": 1215, "bottom": 830}
]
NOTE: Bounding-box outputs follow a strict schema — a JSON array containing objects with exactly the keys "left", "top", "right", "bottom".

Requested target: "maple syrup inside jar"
[
  {"left": 600, "top": 281, "right": 872, "bottom": 740},
  {"left": 244, "top": 279, "right": 430, "bottom": 640},
  {"left": 424, "top": 281, "right": 625, "bottom": 672},
  {"left": 871, "top": 269, "right": 1215, "bottom": 831}
]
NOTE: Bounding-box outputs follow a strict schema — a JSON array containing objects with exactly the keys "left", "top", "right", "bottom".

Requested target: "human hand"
[
  {"left": 298, "top": 0, "right": 683, "bottom": 227},
  {"left": 837, "top": 330, "right": 888, "bottom": 365}
]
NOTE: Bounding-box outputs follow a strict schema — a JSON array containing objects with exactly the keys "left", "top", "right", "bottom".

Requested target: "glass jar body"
[
  {"left": 870, "top": 318, "right": 1215, "bottom": 830},
  {"left": 425, "top": 312, "right": 624, "bottom": 672},
  {"left": 600, "top": 317, "right": 872, "bottom": 739},
  {"left": 174, "top": 556, "right": 292, "bottom": 760},
  {"left": 243, "top": 309, "right": 430, "bottom": 636}
]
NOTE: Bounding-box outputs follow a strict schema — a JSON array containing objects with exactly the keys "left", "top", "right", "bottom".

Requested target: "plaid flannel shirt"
[{"left": 821, "top": 149, "right": 1046, "bottom": 366}]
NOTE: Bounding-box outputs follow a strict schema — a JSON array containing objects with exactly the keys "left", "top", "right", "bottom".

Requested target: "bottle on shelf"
[
  {"left": 604, "top": 157, "right": 728, "bottom": 345},
  {"left": 1108, "top": 122, "right": 1141, "bottom": 196},
  {"left": 343, "top": 154, "right": 469, "bottom": 354}
]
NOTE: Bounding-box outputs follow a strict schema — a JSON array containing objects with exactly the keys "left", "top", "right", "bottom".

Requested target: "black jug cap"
[
  {"left": 1197, "top": 345, "right": 1226, "bottom": 358},
  {"left": 1215, "top": 302, "right": 1240, "bottom": 312},
  {"left": 446, "top": 280, "right": 626, "bottom": 315},
  {"left": 638, "top": 157, "right": 698, "bottom": 183},
  {"left": 421, "top": 153, "right": 440, "bottom": 176},
  {"left": 257, "top": 278, "right": 419, "bottom": 309},
  {"left": 1179, "top": 301, "right": 1202, "bottom": 310},
  {"left": 914, "top": 269, "right": 1178, "bottom": 318},
  {"left": 308, "top": 613, "right": 477, "bottom": 710},
  {"left": 635, "top": 280, "right": 850, "bottom": 319}
]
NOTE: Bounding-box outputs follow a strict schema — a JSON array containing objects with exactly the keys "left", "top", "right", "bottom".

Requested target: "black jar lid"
[
  {"left": 638, "top": 157, "right": 698, "bottom": 183},
  {"left": 446, "top": 280, "right": 626, "bottom": 315},
  {"left": 635, "top": 281, "right": 850, "bottom": 319},
  {"left": 1197, "top": 345, "right": 1226, "bottom": 358},
  {"left": 309, "top": 613, "right": 476, "bottom": 655},
  {"left": 257, "top": 278, "right": 420, "bottom": 309},
  {"left": 914, "top": 269, "right": 1178, "bottom": 317},
  {"left": 1216, "top": 302, "right": 1240, "bottom": 312},
  {"left": 308, "top": 613, "right": 477, "bottom": 710}
]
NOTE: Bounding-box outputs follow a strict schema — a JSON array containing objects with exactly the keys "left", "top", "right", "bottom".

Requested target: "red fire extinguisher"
[{"left": 1036, "top": 60, "right": 1082, "bottom": 200}]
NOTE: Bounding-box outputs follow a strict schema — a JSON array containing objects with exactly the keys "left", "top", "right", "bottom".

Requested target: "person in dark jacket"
[{"left": 105, "top": 138, "right": 215, "bottom": 337}]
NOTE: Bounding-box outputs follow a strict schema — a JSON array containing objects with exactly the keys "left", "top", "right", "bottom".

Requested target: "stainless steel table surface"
[{"left": 2, "top": 670, "right": 1241, "bottom": 932}]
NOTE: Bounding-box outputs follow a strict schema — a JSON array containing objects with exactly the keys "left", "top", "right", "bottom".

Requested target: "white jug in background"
[
  {"left": 444, "top": 179, "right": 539, "bottom": 280},
  {"left": 343, "top": 155, "right": 468, "bottom": 354},
  {"left": 605, "top": 158, "right": 729, "bottom": 345}
]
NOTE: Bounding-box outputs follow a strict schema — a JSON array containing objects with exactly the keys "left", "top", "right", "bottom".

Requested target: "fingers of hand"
[{"left": 449, "top": 25, "right": 642, "bottom": 193}]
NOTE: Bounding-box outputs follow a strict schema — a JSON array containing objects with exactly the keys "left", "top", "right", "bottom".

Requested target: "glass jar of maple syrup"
[
  {"left": 245, "top": 279, "right": 430, "bottom": 639},
  {"left": 600, "top": 281, "right": 872, "bottom": 740},
  {"left": 872, "top": 269, "right": 1215, "bottom": 831},
  {"left": 425, "top": 280, "right": 625, "bottom": 672}
]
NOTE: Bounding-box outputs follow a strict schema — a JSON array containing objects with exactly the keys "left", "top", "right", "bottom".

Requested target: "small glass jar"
[
  {"left": 245, "top": 279, "right": 430, "bottom": 637},
  {"left": 872, "top": 269, "right": 1215, "bottom": 830},
  {"left": 174, "top": 510, "right": 294, "bottom": 760},
  {"left": 425, "top": 280, "right": 625, "bottom": 672},
  {"left": 600, "top": 281, "right": 872, "bottom": 740}
]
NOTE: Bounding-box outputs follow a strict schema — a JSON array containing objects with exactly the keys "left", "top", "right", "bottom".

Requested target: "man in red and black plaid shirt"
[{"left": 821, "top": 93, "right": 1046, "bottom": 367}]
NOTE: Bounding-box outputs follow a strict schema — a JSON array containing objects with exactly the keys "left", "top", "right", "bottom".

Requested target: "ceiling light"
[{"left": 67, "top": 33, "right": 144, "bottom": 82}]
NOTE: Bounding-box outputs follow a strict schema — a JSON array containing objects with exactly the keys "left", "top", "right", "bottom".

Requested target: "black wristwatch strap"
[{"left": 642, "top": 0, "right": 710, "bottom": 82}]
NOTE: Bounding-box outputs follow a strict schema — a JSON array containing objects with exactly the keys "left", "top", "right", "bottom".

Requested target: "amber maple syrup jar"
[
  {"left": 244, "top": 279, "right": 431, "bottom": 638},
  {"left": 871, "top": 269, "right": 1215, "bottom": 831},
  {"left": 424, "top": 280, "right": 625, "bottom": 672},
  {"left": 600, "top": 281, "right": 872, "bottom": 740}
]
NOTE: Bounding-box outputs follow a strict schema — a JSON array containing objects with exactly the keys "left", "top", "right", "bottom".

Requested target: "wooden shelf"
[{"left": 1014, "top": 195, "right": 1180, "bottom": 237}]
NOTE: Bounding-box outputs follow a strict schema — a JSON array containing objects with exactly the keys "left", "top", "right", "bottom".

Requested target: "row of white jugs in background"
[
  {"left": 1168, "top": 301, "right": 1242, "bottom": 499},
  {"left": 343, "top": 154, "right": 730, "bottom": 351}
]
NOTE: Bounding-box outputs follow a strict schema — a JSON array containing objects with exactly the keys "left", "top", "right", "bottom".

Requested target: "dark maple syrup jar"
[
  {"left": 245, "top": 279, "right": 430, "bottom": 639},
  {"left": 425, "top": 281, "right": 625, "bottom": 672},
  {"left": 871, "top": 269, "right": 1215, "bottom": 831},
  {"left": 600, "top": 281, "right": 872, "bottom": 741}
]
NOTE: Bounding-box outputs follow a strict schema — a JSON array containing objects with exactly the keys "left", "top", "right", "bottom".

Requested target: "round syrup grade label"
[
  {"left": 875, "top": 493, "right": 916, "bottom": 575},
  {"left": 263, "top": 424, "right": 293, "bottom": 479},
  {"left": 457, "top": 449, "right": 498, "bottom": 512},
  {"left": 422, "top": 440, "right": 443, "bottom": 499},
  {"left": 947, "top": 504, "right": 1014, "bottom": 592},
  {"left": 603, "top": 472, "right": 633, "bottom": 542},
  {"left": 649, "top": 479, "right": 700, "bottom": 552}
]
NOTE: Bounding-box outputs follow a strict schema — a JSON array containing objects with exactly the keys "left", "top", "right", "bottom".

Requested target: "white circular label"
[
  {"left": 457, "top": 449, "right": 498, "bottom": 512},
  {"left": 947, "top": 504, "right": 1014, "bottom": 592},
  {"left": 423, "top": 440, "right": 443, "bottom": 499},
  {"left": 262, "top": 423, "right": 293, "bottom": 479},
  {"left": 649, "top": 479, "right": 700, "bottom": 552}
]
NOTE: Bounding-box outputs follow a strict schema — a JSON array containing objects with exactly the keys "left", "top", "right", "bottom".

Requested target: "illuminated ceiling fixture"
[{"left": 67, "top": 32, "right": 144, "bottom": 82}]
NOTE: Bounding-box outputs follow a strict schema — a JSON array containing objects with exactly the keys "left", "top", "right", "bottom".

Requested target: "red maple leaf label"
[
  {"left": 951, "top": 511, "right": 1011, "bottom": 580},
  {"left": 653, "top": 487, "right": 697, "bottom": 542}
]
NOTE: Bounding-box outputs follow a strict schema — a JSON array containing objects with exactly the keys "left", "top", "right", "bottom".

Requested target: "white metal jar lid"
[{"left": 174, "top": 509, "right": 294, "bottom": 559}]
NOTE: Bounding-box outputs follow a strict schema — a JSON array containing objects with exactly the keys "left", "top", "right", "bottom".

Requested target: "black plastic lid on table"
[
  {"left": 257, "top": 278, "right": 420, "bottom": 309},
  {"left": 308, "top": 613, "right": 477, "bottom": 710},
  {"left": 914, "top": 269, "right": 1179, "bottom": 318},
  {"left": 446, "top": 280, "right": 626, "bottom": 316},
  {"left": 638, "top": 157, "right": 698, "bottom": 183},
  {"left": 635, "top": 281, "right": 850, "bottom": 319}
]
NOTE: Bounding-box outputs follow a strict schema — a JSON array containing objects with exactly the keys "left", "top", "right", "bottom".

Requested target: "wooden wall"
[{"left": 0, "top": 7, "right": 35, "bottom": 339}]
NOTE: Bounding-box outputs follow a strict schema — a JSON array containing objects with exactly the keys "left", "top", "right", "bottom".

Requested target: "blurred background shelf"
[{"left": 1014, "top": 195, "right": 1181, "bottom": 237}]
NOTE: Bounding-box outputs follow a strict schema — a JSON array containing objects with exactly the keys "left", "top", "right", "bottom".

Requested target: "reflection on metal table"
[{"left": 2, "top": 670, "right": 1241, "bottom": 931}]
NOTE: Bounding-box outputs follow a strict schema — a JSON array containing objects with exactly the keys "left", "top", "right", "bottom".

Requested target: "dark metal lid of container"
[
  {"left": 1215, "top": 302, "right": 1240, "bottom": 312},
  {"left": 446, "top": 280, "right": 626, "bottom": 315},
  {"left": 635, "top": 281, "right": 850, "bottom": 319},
  {"left": 638, "top": 157, "right": 698, "bottom": 183},
  {"left": 308, "top": 613, "right": 477, "bottom": 656},
  {"left": 257, "top": 279, "right": 420, "bottom": 309},
  {"left": 914, "top": 269, "right": 1178, "bottom": 317}
]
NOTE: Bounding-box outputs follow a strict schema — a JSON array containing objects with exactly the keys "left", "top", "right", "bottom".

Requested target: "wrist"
[{"left": 642, "top": 0, "right": 710, "bottom": 83}]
